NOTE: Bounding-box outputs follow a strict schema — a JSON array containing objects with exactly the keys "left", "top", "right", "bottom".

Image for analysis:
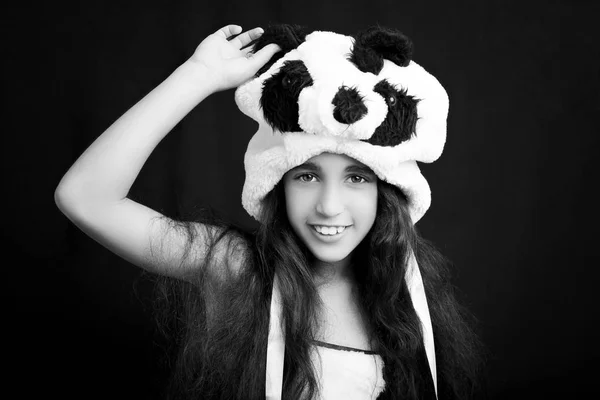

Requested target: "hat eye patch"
[
  {"left": 260, "top": 60, "right": 314, "bottom": 132},
  {"left": 364, "top": 79, "right": 420, "bottom": 147}
]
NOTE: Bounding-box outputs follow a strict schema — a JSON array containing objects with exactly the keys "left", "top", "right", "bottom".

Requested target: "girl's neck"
[{"left": 312, "top": 256, "right": 355, "bottom": 286}]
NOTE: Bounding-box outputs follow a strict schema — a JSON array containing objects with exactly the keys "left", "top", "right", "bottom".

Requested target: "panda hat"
[{"left": 234, "top": 23, "right": 446, "bottom": 398}]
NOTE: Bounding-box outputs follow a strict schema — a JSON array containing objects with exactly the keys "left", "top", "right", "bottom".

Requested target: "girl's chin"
[{"left": 309, "top": 250, "right": 353, "bottom": 268}]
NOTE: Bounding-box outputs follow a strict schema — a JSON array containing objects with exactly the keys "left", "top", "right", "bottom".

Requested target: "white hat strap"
[{"left": 265, "top": 275, "right": 285, "bottom": 399}]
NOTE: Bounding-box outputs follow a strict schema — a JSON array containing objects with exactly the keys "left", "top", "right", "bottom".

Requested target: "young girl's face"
[{"left": 282, "top": 152, "right": 378, "bottom": 266}]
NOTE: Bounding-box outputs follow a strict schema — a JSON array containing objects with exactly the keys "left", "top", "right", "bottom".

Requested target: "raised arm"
[{"left": 54, "top": 25, "right": 280, "bottom": 278}]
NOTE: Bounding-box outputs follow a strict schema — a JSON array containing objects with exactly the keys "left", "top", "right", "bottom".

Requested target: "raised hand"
[{"left": 189, "top": 24, "right": 281, "bottom": 93}]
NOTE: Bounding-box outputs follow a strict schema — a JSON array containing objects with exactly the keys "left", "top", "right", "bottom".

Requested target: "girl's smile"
[
  {"left": 310, "top": 224, "right": 352, "bottom": 239},
  {"left": 283, "top": 152, "right": 378, "bottom": 266}
]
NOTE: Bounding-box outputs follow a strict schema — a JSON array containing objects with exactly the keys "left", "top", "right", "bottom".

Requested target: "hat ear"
[
  {"left": 350, "top": 26, "right": 413, "bottom": 74},
  {"left": 249, "top": 23, "right": 309, "bottom": 76}
]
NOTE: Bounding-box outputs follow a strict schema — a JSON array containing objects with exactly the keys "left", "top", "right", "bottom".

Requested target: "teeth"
[{"left": 314, "top": 226, "right": 347, "bottom": 235}]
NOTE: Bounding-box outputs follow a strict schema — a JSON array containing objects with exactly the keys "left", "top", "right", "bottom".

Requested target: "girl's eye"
[
  {"left": 297, "top": 173, "right": 316, "bottom": 182},
  {"left": 349, "top": 175, "right": 367, "bottom": 184}
]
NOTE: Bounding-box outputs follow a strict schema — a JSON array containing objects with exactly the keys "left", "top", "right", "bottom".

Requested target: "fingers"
[
  {"left": 247, "top": 43, "right": 282, "bottom": 69},
  {"left": 215, "top": 24, "right": 242, "bottom": 38},
  {"left": 229, "top": 27, "right": 265, "bottom": 49}
]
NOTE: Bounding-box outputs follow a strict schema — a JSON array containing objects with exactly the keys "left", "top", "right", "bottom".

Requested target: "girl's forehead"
[
  {"left": 304, "top": 152, "right": 367, "bottom": 168},
  {"left": 284, "top": 152, "right": 376, "bottom": 179}
]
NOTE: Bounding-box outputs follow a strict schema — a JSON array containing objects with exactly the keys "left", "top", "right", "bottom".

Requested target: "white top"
[
  {"left": 265, "top": 257, "right": 437, "bottom": 399},
  {"left": 311, "top": 341, "right": 386, "bottom": 399}
]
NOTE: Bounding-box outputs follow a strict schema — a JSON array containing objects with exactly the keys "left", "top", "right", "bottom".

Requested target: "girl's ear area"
[
  {"left": 349, "top": 26, "right": 414, "bottom": 74},
  {"left": 248, "top": 23, "right": 309, "bottom": 77}
]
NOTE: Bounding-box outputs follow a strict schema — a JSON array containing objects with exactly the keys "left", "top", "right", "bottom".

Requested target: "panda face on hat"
[
  {"left": 258, "top": 28, "right": 419, "bottom": 148},
  {"left": 235, "top": 24, "right": 449, "bottom": 223}
]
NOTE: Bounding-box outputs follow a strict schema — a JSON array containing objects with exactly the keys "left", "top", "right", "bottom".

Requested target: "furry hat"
[
  {"left": 235, "top": 24, "right": 448, "bottom": 224},
  {"left": 234, "top": 23, "right": 446, "bottom": 398}
]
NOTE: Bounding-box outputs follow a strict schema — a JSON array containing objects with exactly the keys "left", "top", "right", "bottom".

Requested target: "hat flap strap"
[
  {"left": 407, "top": 251, "right": 438, "bottom": 397},
  {"left": 265, "top": 274, "right": 285, "bottom": 399}
]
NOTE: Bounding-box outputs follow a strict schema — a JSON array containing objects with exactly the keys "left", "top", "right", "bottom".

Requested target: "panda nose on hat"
[{"left": 332, "top": 86, "right": 368, "bottom": 125}]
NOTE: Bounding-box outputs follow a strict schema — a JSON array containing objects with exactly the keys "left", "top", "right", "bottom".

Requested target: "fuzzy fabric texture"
[{"left": 235, "top": 27, "right": 448, "bottom": 224}]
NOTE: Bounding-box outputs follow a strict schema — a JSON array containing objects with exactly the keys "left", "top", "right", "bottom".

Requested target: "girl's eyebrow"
[
  {"left": 346, "top": 164, "right": 376, "bottom": 176},
  {"left": 290, "top": 161, "right": 321, "bottom": 173},
  {"left": 289, "top": 162, "right": 375, "bottom": 176}
]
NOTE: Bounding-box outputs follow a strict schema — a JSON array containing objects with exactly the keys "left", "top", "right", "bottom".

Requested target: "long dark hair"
[{"left": 151, "top": 179, "right": 484, "bottom": 399}]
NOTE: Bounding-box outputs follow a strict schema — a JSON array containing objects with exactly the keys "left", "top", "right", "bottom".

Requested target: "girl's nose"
[{"left": 315, "top": 184, "right": 344, "bottom": 217}]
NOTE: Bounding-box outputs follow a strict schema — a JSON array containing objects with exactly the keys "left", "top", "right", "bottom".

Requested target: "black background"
[{"left": 2, "top": 0, "right": 599, "bottom": 398}]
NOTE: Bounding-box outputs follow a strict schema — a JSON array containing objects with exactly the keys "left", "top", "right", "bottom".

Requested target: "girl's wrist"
[{"left": 176, "top": 59, "right": 221, "bottom": 97}]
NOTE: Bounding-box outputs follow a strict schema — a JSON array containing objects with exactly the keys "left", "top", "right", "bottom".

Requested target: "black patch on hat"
[
  {"left": 365, "top": 80, "right": 420, "bottom": 146},
  {"left": 247, "top": 23, "right": 309, "bottom": 77},
  {"left": 332, "top": 86, "right": 368, "bottom": 125},
  {"left": 349, "top": 26, "right": 413, "bottom": 74},
  {"left": 260, "top": 60, "right": 314, "bottom": 132}
]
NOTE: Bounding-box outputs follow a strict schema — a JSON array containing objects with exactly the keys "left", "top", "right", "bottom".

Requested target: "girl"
[{"left": 55, "top": 24, "right": 483, "bottom": 399}]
